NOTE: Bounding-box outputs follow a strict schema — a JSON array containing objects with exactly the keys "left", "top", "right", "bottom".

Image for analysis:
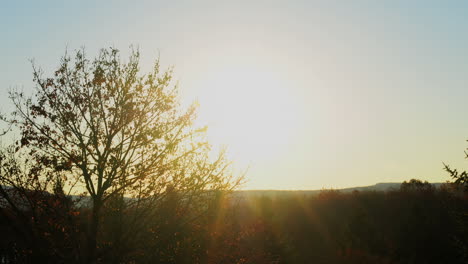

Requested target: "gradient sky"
[{"left": 2, "top": 0, "right": 468, "bottom": 189}]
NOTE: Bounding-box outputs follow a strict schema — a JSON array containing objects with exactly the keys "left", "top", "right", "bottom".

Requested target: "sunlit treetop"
[{"left": 8, "top": 47, "right": 240, "bottom": 200}]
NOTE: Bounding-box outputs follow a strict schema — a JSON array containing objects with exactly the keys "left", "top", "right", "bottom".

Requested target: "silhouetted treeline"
[{"left": 1, "top": 179, "right": 467, "bottom": 263}]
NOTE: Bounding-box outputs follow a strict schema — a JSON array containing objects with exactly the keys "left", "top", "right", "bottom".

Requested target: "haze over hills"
[
  {"left": 235, "top": 182, "right": 446, "bottom": 198},
  {"left": 1, "top": 182, "right": 446, "bottom": 198}
]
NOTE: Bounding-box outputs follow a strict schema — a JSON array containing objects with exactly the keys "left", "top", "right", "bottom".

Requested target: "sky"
[{"left": 1, "top": 0, "right": 468, "bottom": 189}]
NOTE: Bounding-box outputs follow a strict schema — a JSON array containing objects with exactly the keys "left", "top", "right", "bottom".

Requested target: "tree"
[
  {"left": 443, "top": 143, "right": 468, "bottom": 262},
  {"left": 444, "top": 164, "right": 468, "bottom": 192},
  {"left": 400, "top": 179, "right": 434, "bottom": 192},
  {"left": 6, "top": 47, "right": 240, "bottom": 263}
]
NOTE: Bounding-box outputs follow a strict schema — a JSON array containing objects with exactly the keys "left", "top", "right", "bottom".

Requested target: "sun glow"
[{"left": 193, "top": 64, "right": 302, "bottom": 167}]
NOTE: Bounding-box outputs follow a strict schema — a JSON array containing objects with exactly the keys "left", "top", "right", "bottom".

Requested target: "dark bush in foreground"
[{"left": 1, "top": 180, "right": 467, "bottom": 263}]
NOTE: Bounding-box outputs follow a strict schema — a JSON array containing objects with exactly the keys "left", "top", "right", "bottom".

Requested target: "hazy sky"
[{"left": 2, "top": 0, "right": 468, "bottom": 189}]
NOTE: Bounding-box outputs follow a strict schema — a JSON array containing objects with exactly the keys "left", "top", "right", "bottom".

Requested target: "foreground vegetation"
[{"left": 0, "top": 180, "right": 467, "bottom": 263}]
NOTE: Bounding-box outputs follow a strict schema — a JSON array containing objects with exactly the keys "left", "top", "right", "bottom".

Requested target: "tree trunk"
[{"left": 85, "top": 197, "right": 102, "bottom": 264}]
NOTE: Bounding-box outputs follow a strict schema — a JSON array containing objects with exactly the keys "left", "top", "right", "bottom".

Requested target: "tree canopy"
[{"left": 1, "top": 47, "right": 240, "bottom": 263}]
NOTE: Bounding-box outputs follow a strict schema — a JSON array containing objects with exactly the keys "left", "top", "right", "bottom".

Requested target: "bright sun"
[{"left": 193, "top": 65, "right": 302, "bottom": 166}]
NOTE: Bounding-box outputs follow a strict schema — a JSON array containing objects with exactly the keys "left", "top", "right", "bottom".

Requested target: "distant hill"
[
  {"left": 340, "top": 182, "right": 443, "bottom": 192},
  {"left": 233, "top": 182, "right": 446, "bottom": 199},
  {"left": 1, "top": 182, "right": 447, "bottom": 204}
]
